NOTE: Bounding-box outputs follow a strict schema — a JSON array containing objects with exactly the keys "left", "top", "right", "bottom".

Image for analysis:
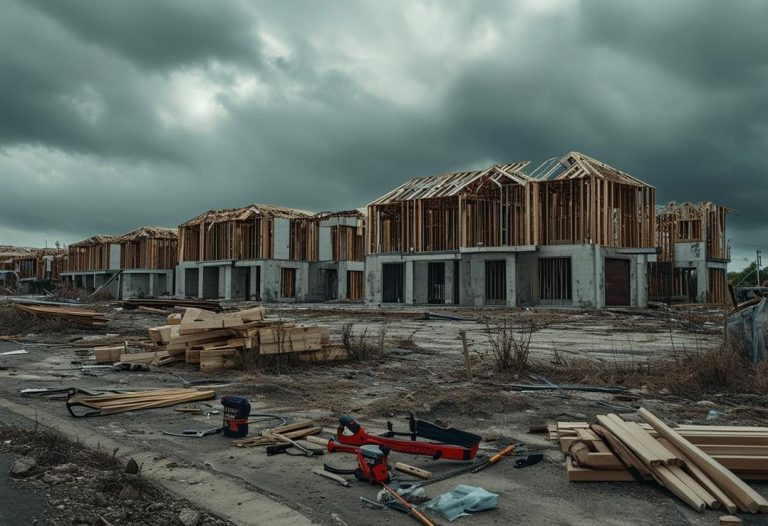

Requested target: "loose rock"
[
  {"left": 178, "top": 507, "right": 200, "bottom": 526},
  {"left": 10, "top": 456, "right": 37, "bottom": 477}
]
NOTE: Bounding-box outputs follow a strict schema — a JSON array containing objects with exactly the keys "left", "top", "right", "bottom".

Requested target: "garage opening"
[
  {"left": 485, "top": 260, "right": 506, "bottom": 305},
  {"left": 427, "top": 262, "right": 445, "bottom": 304},
  {"left": 280, "top": 267, "right": 296, "bottom": 298},
  {"left": 201, "top": 267, "right": 220, "bottom": 298},
  {"left": 539, "top": 257, "right": 572, "bottom": 304},
  {"left": 675, "top": 268, "right": 697, "bottom": 303},
  {"left": 382, "top": 263, "right": 404, "bottom": 303},
  {"left": 346, "top": 270, "right": 364, "bottom": 300},
  {"left": 605, "top": 258, "right": 631, "bottom": 306}
]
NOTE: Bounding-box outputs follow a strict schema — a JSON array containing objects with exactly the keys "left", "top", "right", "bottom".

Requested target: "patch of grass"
[
  {"left": 484, "top": 318, "right": 536, "bottom": 373},
  {"left": 341, "top": 322, "right": 389, "bottom": 361}
]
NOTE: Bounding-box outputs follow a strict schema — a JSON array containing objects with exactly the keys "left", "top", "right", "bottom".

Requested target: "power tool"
[
  {"left": 324, "top": 440, "right": 390, "bottom": 485},
  {"left": 336, "top": 414, "right": 481, "bottom": 461}
]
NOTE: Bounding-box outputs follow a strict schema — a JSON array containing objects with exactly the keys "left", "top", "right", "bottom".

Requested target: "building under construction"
[
  {"left": 175, "top": 204, "right": 365, "bottom": 302},
  {"left": 649, "top": 202, "right": 731, "bottom": 304},
  {"left": 366, "top": 152, "right": 657, "bottom": 308},
  {"left": 62, "top": 227, "right": 178, "bottom": 298}
]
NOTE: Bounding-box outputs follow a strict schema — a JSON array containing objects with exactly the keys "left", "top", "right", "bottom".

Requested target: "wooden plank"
[
  {"left": 639, "top": 407, "right": 768, "bottom": 513},
  {"left": 659, "top": 438, "right": 739, "bottom": 514},
  {"left": 566, "top": 457, "right": 635, "bottom": 482}
]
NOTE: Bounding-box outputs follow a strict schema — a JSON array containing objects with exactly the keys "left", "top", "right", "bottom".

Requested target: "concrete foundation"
[
  {"left": 365, "top": 245, "right": 655, "bottom": 308},
  {"left": 61, "top": 269, "right": 173, "bottom": 299}
]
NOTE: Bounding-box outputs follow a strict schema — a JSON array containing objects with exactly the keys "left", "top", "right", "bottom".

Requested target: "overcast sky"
[{"left": 1, "top": 0, "right": 766, "bottom": 269}]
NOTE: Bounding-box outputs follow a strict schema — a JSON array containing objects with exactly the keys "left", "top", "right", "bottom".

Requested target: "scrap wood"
[
  {"left": 233, "top": 420, "right": 318, "bottom": 448},
  {"left": 14, "top": 304, "right": 108, "bottom": 327},
  {"left": 123, "top": 298, "right": 222, "bottom": 312},
  {"left": 66, "top": 388, "right": 215, "bottom": 417}
]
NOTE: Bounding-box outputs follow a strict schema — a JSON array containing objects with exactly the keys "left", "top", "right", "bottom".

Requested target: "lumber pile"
[
  {"left": 14, "top": 304, "right": 108, "bottom": 327},
  {"left": 551, "top": 409, "right": 768, "bottom": 513},
  {"left": 66, "top": 388, "right": 215, "bottom": 417},
  {"left": 146, "top": 306, "right": 345, "bottom": 371}
]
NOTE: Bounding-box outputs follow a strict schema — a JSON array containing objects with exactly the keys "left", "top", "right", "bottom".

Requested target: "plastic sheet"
[{"left": 424, "top": 484, "right": 498, "bottom": 521}]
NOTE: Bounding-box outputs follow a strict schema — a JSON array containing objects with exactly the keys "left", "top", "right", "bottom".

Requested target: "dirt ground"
[{"left": 0, "top": 300, "right": 766, "bottom": 526}]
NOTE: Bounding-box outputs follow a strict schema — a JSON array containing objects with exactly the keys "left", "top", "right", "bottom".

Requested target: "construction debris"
[
  {"left": 144, "top": 306, "right": 344, "bottom": 371},
  {"left": 551, "top": 409, "right": 768, "bottom": 513},
  {"left": 66, "top": 388, "right": 215, "bottom": 417},
  {"left": 122, "top": 297, "right": 222, "bottom": 312},
  {"left": 14, "top": 304, "right": 108, "bottom": 327}
]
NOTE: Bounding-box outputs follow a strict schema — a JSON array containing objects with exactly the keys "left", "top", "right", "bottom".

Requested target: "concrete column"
[
  {"left": 697, "top": 262, "right": 708, "bottom": 302},
  {"left": 413, "top": 261, "right": 428, "bottom": 304},
  {"left": 337, "top": 262, "right": 347, "bottom": 300},
  {"left": 444, "top": 261, "right": 454, "bottom": 304},
  {"left": 470, "top": 256, "right": 484, "bottom": 306},
  {"left": 197, "top": 268, "right": 205, "bottom": 299},
  {"left": 221, "top": 266, "right": 232, "bottom": 300},
  {"left": 175, "top": 266, "right": 185, "bottom": 297},
  {"left": 405, "top": 260, "right": 414, "bottom": 304},
  {"left": 506, "top": 254, "right": 516, "bottom": 307}
]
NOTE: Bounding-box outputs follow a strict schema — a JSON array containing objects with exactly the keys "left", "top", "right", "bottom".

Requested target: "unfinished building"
[
  {"left": 62, "top": 227, "right": 178, "bottom": 298},
  {"left": 116, "top": 227, "right": 178, "bottom": 297},
  {"left": 366, "top": 152, "right": 657, "bottom": 308},
  {"left": 649, "top": 202, "right": 731, "bottom": 304},
  {"left": 175, "top": 205, "right": 366, "bottom": 302}
]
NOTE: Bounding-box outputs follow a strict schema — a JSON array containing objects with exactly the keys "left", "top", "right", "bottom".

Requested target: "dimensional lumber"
[
  {"left": 146, "top": 306, "right": 342, "bottom": 371},
  {"left": 659, "top": 439, "right": 739, "bottom": 514},
  {"left": 394, "top": 462, "right": 432, "bottom": 480},
  {"left": 14, "top": 304, "right": 108, "bottom": 327},
  {"left": 638, "top": 408, "right": 768, "bottom": 513},
  {"left": 66, "top": 388, "right": 215, "bottom": 417}
]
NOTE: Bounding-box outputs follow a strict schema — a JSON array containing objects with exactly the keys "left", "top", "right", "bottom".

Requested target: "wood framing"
[
  {"left": 67, "top": 235, "right": 117, "bottom": 272},
  {"left": 367, "top": 152, "right": 657, "bottom": 255},
  {"left": 117, "top": 227, "right": 178, "bottom": 270}
]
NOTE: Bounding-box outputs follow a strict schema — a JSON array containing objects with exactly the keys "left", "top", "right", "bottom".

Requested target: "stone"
[
  {"left": 696, "top": 400, "right": 717, "bottom": 408},
  {"left": 10, "top": 456, "right": 37, "bottom": 477},
  {"left": 53, "top": 463, "right": 78, "bottom": 474},
  {"left": 42, "top": 473, "right": 64, "bottom": 485},
  {"left": 178, "top": 508, "right": 200, "bottom": 526},
  {"left": 146, "top": 503, "right": 164, "bottom": 513},
  {"left": 118, "top": 483, "right": 141, "bottom": 501}
]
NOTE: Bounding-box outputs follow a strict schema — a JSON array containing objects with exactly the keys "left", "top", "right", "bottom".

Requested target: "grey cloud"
[
  {"left": 23, "top": 0, "right": 261, "bottom": 70},
  {"left": 0, "top": 0, "right": 765, "bottom": 271}
]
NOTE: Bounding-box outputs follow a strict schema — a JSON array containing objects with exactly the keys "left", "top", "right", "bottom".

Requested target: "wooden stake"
[{"left": 459, "top": 330, "right": 472, "bottom": 382}]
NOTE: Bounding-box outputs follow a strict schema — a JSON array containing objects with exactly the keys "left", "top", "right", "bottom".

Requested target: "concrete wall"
[
  {"left": 673, "top": 241, "right": 726, "bottom": 303},
  {"left": 365, "top": 245, "right": 652, "bottom": 308},
  {"left": 121, "top": 270, "right": 174, "bottom": 298}
]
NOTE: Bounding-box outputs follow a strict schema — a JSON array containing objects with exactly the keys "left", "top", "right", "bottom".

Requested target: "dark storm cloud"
[
  {"left": 24, "top": 0, "right": 260, "bottom": 70},
  {"left": 0, "top": 0, "right": 765, "bottom": 268}
]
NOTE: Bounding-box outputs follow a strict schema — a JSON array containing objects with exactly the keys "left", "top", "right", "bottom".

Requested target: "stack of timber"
[
  {"left": 67, "top": 388, "right": 215, "bottom": 417},
  {"left": 146, "top": 306, "right": 345, "bottom": 371},
  {"left": 14, "top": 304, "right": 108, "bottom": 327},
  {"left": 551, "top": 409, "right": 768, "bottom": 513}
]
